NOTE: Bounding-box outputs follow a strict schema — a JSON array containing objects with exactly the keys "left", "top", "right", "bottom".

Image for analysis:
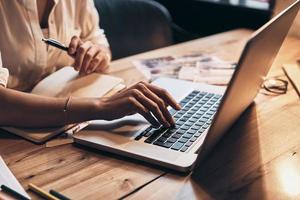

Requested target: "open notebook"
[
  {"left": 0, "top": 156, "right": 31, "bottom": 199},
  {"left": 1, "top": 67, "right": 125, "bottom": 144}
]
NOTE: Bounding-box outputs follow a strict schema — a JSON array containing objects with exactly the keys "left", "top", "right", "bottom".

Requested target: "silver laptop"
[{"left": 74, "top": 1, "right": 300, "bottom": 172}]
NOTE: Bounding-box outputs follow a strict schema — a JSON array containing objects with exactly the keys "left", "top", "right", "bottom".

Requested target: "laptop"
[{"left": 74, "top": 0, "right": 300, "bottom": 172}]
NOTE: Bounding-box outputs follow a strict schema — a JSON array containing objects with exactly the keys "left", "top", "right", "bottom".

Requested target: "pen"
[
  {"left": 42, "top": 38, "right": 69, "bottom": 51},
  {"left": 0, "top": 184, "right": 30, "bottom": 200},
  {"left": 28, "top": 183, "right": 59, "bottom": 200},
  {"left": 50, "top": 189, "right": 71, "bottom": 200}
]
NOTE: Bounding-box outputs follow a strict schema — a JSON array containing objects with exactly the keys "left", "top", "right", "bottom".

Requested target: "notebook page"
[
  {"left": 0, "top": 156, "right": 30, "bottom": 199},
  {"left": 31, "top": 66, "right": 124, "bottom": 98}
]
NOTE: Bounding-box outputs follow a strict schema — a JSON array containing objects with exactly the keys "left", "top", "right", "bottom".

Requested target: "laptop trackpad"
[{"left": 76, "top": 114, "right": 148, "bottom": 146}]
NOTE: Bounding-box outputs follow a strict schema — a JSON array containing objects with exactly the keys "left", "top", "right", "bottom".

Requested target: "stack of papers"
[{"left": 133, "top": 53, "right": 236, "bottom": 85}]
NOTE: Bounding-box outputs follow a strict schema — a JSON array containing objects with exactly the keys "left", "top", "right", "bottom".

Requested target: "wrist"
[{"left": 91, "top": 98, "right": 108, "bottom": 120}]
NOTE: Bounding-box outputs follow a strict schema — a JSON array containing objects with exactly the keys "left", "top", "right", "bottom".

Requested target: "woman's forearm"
[{"left": 0, "top": 87, "right": 100, "bottom": 128}]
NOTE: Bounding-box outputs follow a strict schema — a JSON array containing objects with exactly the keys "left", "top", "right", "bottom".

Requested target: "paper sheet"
[
  {"left": 0, "top": 156, "right": 30, "bottom": 199},
  {"left": 133, "top": 53, "right": 235, "bottom": 85}
]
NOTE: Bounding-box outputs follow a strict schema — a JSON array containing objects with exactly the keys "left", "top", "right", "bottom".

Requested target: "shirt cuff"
[{"left": 0, "top": 67, "right": 9, "bottom": 87}]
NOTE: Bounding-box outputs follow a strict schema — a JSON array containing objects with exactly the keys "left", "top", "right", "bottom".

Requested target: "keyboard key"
[
  {"left": 176, "top": 121, "right": 184, "bottom": 126},
  {"left": 177, "top": 111, "right": 185, "bottom": 115},
  {"left": 169, "top": 109, "right": 177, "bottom": 115},
  {"left": 196, "top": 121, "right": 204, "bottom": 126},
  {"left": 189, "top": 118, "right": 197, "bottom": 123},
  {"left": 191, "top": 126, "right": 198, "bottom": 130},
  {"left": 187, "top": 111, "right": 194, "bottom": 115},
  {"left": 199, "top": 118, "right": 208, "bottom": 122},
  {"left": 185, "top": 114, "right": 192, "bottom": 118},
  {"left": 176, "top": 129, "right": 186, "bottom": 135},
  {"left": 179, "top": 138, "right": 188, "bottom": 143},
  {"left": 162, "top": 131, "right": 172, "bottom": 138},
  {"left": 185, "top": 141, "right": 193, "bottom": 147},
  {"left": 182, "top": 108, "right": 189, "bottom": 112},
  {"left": 153, "top": 141, "right": 164, "bottom": 146},
  {"left": 171, "top": 142, "right": 184, "bottom": 150},
  {"left": 207, "top": 111, "right": 215, "bottom": 115},
  {"left": 180, "top": 146, "right": 189, "bottom": 152},
  {"left": 191, "top": 91, "right": 198, "bottom": 95},
  {"left": 157, "top": 136, "right": 168, "bottom": 143},
  {"left": 162, "top": 142, "right": 173, "bottom": 148},
  {"left": 211, "top": 108, "right": 217, "bottom": 112},
  {"left": 195, "top": 114, "right": 202, "bottom": 118},
  {"left": 207, "top": 93, "right": 213, "bottom": 98},
  {"left": 190, "top": 137, "right": 198, "bottom": 142},
  {"left": 167, "top": 138, "right": 177, "bottom": 143},
  {"left": 172, "top": 133, "right": 181, "bottom": 139},
  {"left": 200, "top": 108, "right": 208, "bottom": 112},
  {"left": 184, "top": 122, "right": 194, "bottom": 126},
  {"left": 187, "top": 129, "right": 197, "bottom": 135},
  {"left": 183, "top": 133, "right": 193, "bottom": 139},
  {"left": 203, "top": 124, "right": 209, "bottom": 129},
  {"left": 185, "top": 105, "right": 192, "bottom": 109},
  {"left": 182, "top": 116, "right": 189, "bottom": 121},
  {"left": 179, "top": 102, "right": 186, "bottom": 107},
  {"left": 194, "top": 131, "right": 202, "bottom": 137},
  {"left": 198, "top": 128, "right": 206, "bottom": 133},
  {"left": 174, "top": 115, "right": 181, "bottom": 120},
  {"left": 202, "top": 115, "right": 210, "bottom": 119},
  {"left": 193, "top": 125, "right": 201, "bottom": 129},
  {"left": 169, "top": 128, "right": 177, "bottom": 133},
  {"left": 181, "top": 125, "right": 189, "bottom": 130}
]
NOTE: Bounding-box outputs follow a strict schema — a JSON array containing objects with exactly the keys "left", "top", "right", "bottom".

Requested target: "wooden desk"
[{"left": 1, "top": 29, "right": 300, "bottom": 200}]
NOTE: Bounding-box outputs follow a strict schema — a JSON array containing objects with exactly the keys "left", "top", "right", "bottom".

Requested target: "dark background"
[{"left": 154, "top": 0, "right": 275, "bottom": 43}]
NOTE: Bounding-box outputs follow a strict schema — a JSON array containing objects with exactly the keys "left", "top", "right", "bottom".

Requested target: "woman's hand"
[
  {"left": 97, "top": 81, "right": 181, "bottom": 128},
  {"left": 68, "top": 36, "right": 111, "bottom": 75}
]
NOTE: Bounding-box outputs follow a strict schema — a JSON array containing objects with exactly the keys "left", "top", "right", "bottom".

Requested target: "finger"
[
  {"left": 145, "top": 82, "right": 181, "bottom": 110},
  {"left": 82, "top": 46, "right": 100, "bottom": 74},
  {"left": 68, "top": 36, "right": 81, "bottom": 56},
  {"left": 129, "top": 98, "right": 160, "bottom": 127},
  {"left": 89, "top": 52, "right": 105, "bottom": 73},
  {"left": 134, "top": 82, "right": 175, "bottom": 126},
  {"left": 131, "top": 89, "right": 170, "bottom": 127},
  {"left": 95, "top": 57, "right": 109, "bottom": 73},
  {"left": 74, "top": 41, "right": 93, "bottom": 73}
]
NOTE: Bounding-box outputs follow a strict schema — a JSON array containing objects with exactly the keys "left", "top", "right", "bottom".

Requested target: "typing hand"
[
  {"left": 97, "top": 81, "right": 181, "bottom": 127},
  {"left": 68, "top": 36, "right": 111, "bottom": 75}
]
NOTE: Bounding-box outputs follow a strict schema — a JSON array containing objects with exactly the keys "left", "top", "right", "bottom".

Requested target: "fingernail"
[
  {"left": 165, "top": 122, "right": 171, "bottom": 128},
  {"left": 70, "top": 48, "right": 75, "bottom": 54}
]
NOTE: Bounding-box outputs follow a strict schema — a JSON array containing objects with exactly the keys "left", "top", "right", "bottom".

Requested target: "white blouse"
[{"left": 0, "top": 0, "right": 109, "bottom": 91}]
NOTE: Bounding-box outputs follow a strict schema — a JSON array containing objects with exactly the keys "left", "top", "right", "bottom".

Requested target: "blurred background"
[{"left": 94, "top": 0, "right": 298, "bottom": 60}]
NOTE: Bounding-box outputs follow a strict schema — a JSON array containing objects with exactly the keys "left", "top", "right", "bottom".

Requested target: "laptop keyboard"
[{"left": 135, "top": 90, "right": 222, "bottom": 152}]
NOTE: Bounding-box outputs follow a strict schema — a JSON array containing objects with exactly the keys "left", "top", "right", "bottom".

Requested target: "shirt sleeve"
[
  {"left": 78, "top": 0, "right": 110, "bottom": 48},
  {"left": 0, "top": 53, "right": 9, "bottom": 88}
]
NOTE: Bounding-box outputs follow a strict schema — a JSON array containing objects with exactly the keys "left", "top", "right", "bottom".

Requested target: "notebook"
[
  {"left": 0, "top": 156, "right": 31, "bottom": 199},
  {"left": 1, "top": 67, "right": 125, "bottom": 144}
]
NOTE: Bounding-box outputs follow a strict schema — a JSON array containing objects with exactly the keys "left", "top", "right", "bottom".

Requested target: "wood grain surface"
[{"left": 1, "top": 29, "right": 300, "bottom": 200}]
